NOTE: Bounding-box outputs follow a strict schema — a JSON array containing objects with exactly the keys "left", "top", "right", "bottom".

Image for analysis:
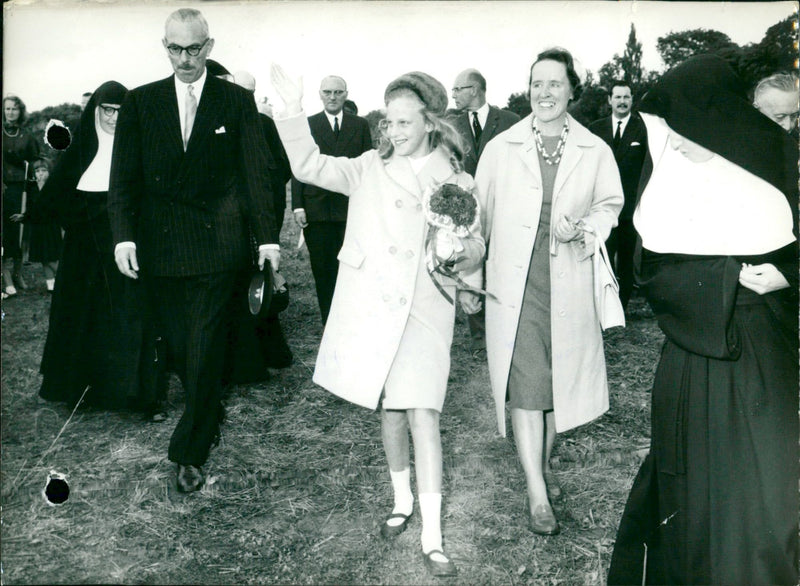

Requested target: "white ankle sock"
[
  {"left": 387, "top": 468, "right": 413, "bottom": 526},
  {"left": 46, "top": 279, "right": 55, "bottom": 291},
  {"left": 419, "top": 492, "right": 443, "bottom": 554}
]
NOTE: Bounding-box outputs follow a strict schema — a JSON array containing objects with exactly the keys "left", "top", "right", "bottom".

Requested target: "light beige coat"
[
  {"left": 473, "top": 114, "right": 623, "bottom": 436},
  {"left": 276, "top": 113, "right": 485, "bottom": 410}
]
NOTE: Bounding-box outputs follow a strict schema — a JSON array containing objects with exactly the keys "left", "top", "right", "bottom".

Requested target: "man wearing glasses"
[
  {"left": 291, "top": 75, "right": 372, "bottom": 325},
  {"left": 449, "top": 69, "right": 519, "bottom": 356},
  {"left": 109, "top": 8, "right": 280, "bottom": 494}
]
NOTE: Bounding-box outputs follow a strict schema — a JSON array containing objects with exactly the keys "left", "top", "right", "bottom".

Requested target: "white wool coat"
[
  {"left": 473, "top": 114, "right": 623, "bottom": 435},
  {"left": 276, "top": 113, "right": 485, "bottom": 410}
]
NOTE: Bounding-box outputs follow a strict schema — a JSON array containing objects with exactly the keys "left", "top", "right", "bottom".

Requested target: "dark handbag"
[{"left": 638, "top": 253, "right": 741, "bottom": 360}]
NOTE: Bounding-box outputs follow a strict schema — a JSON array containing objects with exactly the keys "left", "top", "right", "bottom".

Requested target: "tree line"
[{"left": 17, "top": 13, "right": 798, "bottom": 162}]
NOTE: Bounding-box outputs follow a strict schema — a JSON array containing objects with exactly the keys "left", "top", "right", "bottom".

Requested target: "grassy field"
[{"left": 1, "top": 213, "right": 663, "bottom": 585}]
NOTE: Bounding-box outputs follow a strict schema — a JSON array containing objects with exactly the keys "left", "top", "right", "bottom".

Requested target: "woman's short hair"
[
  {"left": 529, "top": 47, "right": 583, "bottom": 101},
  {"left": 377, "top": 87, "right": 466, "bottom": 173},
  {"left": 3, "top": 95, "right": 27, "bottom": 126}
]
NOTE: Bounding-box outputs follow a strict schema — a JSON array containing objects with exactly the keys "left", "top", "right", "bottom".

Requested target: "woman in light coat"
[
  {"left": 271, "top": 65, "right": 484, "bottom": 577},
  {"left": 463, "top": 48, "right": 622, "bottom": 534}
]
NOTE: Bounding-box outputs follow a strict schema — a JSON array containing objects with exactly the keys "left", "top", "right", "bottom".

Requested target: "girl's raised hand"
[{"left": 270, "top": 63, "right": 304, "bottom": 116}]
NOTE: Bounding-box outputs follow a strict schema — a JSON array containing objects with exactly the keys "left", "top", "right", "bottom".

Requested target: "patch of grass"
[{"left": 1, "top": 208, "right": 663, "bottom": 585}]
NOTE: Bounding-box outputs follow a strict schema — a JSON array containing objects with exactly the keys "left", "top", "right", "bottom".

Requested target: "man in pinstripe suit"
[{"left": 109, "top": 8, "right": 280, "bottom": 493}]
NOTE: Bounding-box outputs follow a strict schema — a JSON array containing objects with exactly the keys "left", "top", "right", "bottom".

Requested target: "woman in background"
[
  {"left": 2, "top": 94, "right": 40, "bottom": 297},
  {"left": 608, "top": 55, "right": 798, "bottom": 585},
  {"left": 19, "top": 81, "right": 167, "bottom": 417}
]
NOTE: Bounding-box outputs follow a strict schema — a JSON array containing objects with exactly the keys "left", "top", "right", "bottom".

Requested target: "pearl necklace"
[
  {"left": 532, "top": 117, "right": 569, "bottom": 165},
  {"left": 3, "top": 126, "right": 20, "bottom": 138}
]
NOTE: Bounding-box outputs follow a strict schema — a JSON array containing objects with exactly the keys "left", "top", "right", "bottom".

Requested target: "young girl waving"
[{"left": 271, "top": 65, "right": 484, "bottom": 577}]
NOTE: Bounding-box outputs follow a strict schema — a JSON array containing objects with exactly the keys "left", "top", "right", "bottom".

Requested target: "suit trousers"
[
  {"left": 304, "top": 221, "right": 346, "bottom": 324},
  {"left": 605, "top": 219, "right": 636, "bottom": 309},
  {"left": 147, "top": 271, "right": 237, "bottom": 466}
]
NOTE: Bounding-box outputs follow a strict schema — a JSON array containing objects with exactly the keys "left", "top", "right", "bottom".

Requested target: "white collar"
[
  {"left": 174, "top": 68, "right": 208, "bottom": 99},
  {"left": 469, "top": 102, "right": 490, "bottom": 128},
  {"left": 324, "top": 110, "right": 342, "bottom": 130}
]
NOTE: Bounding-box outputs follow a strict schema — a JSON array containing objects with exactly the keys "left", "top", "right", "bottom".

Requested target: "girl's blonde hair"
[{"left": 377, "top": 88, "right": 466, "bottom": 173}]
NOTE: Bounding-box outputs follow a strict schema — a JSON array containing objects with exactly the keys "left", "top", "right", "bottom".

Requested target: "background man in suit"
[
  {"left": 450, "top": 68, "right": 519, "bottom": 354},
  {"left": 109, "top": 8, "right": 279, "bottom": 493},
  {"left": 589, "top": 81, "right": 647, "bottom": 310},
  {"left": 753, "top": 72, "right": 799, "bottom": 136},
  {"left": 291, "top": 75, "right": 372, "bottom": 325}
]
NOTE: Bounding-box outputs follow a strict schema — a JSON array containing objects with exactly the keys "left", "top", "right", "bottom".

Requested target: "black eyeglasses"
[
  {"left": 100, "top": 105, "right": 120, "bottom": 116},
  {"left": 165, "top": 38, "right": 209, "bottom": 57},
  {"left": 452, "top": 85, "right": 474, "bottom": 93}
]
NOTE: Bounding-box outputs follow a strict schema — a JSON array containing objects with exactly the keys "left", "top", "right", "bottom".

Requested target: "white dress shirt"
[
  {"left": 324, "top": 111, "right": 342, "bottom": 132},
  {"left": 469, "top": 102, "right": 490, "bottom": 136},
  {"left": 612, "top": 113, "right": 631, "bottom": 138}
]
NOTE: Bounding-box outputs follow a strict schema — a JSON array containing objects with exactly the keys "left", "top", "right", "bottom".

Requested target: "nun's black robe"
[
  {"left": 608, "top": 56, "right": 799, "bottom": 586},
  {"left": 27, "top": 82, "right": 167, "bottom": 412}
]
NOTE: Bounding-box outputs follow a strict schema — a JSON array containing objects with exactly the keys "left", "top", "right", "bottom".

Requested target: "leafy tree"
[
  {"left": 734, "top": 14, "right": 798, "bottom": 89},
  {"left": 569, "top": 84, "right": 610, "bottom": 126},
  {"left": 597, "top": 24, "right": 647, "bottom": 98},
  {"left": 620, "top": 24, "right": 644, "bottom": 89},
  {"left": 23, "top": 103, "right": 82, "bottom": 167},
  {"left": 505, "top": 91, "right": 532, "bottom": 119},
  {"left": 656, "top": 29, "right": 739, "bottom": 69}
]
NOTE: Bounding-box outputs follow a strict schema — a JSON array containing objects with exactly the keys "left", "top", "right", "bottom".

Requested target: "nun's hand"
[
  {"left": 739, "top": 263, "right": 789, "bottom": 295},
  {"left": 553, "top": 215, "right": 581, "bottom": 243},
  {"left": 270, "top": 64, "right": 304, "bottom": 116}
]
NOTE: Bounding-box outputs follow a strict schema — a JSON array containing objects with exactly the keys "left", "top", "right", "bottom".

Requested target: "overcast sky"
[{"left": 3, "top": 1, "right": 796, "bottom": 114}]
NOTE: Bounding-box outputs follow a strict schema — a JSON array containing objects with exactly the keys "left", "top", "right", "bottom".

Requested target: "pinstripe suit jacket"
[{"left": 109, "top": 74, "right": 276, "bottom": 277}]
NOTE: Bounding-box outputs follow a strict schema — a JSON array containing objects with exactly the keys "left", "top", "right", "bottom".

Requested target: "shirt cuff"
[
  {"left": 258, "top": 244, "right": 280, "bottom": 251},
  {"left": 115, "top": 242, "right": 136, "bottom": 254},
  {"left": 292, "top": 208, "right": 305, "bottom": 213}
]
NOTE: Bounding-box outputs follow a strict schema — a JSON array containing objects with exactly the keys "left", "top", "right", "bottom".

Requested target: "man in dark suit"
[
  {"left": 291, "top": 75, "right": 372, "bottom": 325},
  {"left": 589, "top": 81, "right": 647, "bottom": 310},
  {"left": 109, "top": 8, "right": 279, "bottom": 493},
  {"left": 450, "top": 69, "right": 520, "bottom": 353}
]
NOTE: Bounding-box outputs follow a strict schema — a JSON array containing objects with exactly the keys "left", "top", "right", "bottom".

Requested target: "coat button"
[
  {"left": 399, "top": 297, "right": 407, "bottom": 305},
  {"left": 155, "top": 176, "right": 161, "bottom": 182},
  {"left": 389, "top": 246, "right": 397, "bottom": 254},
  {"left": 558, "top": 271, "right": 565, "bottom": 278},
  {"left": 406, "top": 250, "right": 414, "bottom": 258},
  {"left": 395, "top": 199, "right": 403, "bottom": 208},
  {"left": 162, "top": 227, "right": 168, "bottom": 233},
  {"left": 205, "top": 223, "right": 212, "bottom": 229},
  {"left": 558, "top": 309, "right": 566, "bottom": 317},
  {"left": 416, "top": 203, "right": 422, "bottom": 211}
]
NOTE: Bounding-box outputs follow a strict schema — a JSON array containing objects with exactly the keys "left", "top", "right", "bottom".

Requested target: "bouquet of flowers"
[{"left": 424, "top": 182, "right": 486, "bottom": 304}]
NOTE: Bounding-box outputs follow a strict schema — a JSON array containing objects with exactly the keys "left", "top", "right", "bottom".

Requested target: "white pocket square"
[
  {"left": 631, "top": 141, "right": 641, "bottom": 146},
  {"left": 215, "top": 126, "right": 226, "bottom": 134}
]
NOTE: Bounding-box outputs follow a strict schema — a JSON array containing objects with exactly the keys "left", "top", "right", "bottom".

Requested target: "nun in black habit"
[
  {"left": 607, "top": 55, "right": 799, "bottom": 585},
  {"left": 23, "top": 81, "right": 168, "bottom": 415}
]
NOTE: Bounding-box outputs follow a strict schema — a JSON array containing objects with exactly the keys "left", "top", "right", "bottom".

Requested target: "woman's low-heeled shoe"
[
  {"left": 423, "top": 549, "right": 457, "bottom": 577},
  {"left": 380, "top": 512, "right": 412, "bottom": 538},
  {"left": 530, "top": 503, "right": 560, "bottom": 535}
]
